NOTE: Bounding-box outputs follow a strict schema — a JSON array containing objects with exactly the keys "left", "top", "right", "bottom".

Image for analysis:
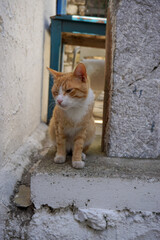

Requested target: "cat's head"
[{"left": 47, "top": 63, "right": 89, "bottom": 110}]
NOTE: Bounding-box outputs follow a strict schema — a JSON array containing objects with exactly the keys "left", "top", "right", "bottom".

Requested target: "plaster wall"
[
  {"left": 107, "top": 0, "right": 160, "bottom": 158},
  {"left": 27, "top": 208, "right": 160, "bottom": 240},
  {"left": 5, "top": 207, "right": 160, "bottom": 240},
  {"left": 0, "top": 0, "right": 56, "bottom": 168}
]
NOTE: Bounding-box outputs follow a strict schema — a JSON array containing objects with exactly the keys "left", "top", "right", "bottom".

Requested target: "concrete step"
[{"left": 31, "top": 147, "right": 160, "bottom": 212}]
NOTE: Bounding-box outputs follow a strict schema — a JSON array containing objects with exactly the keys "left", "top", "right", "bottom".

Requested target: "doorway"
[{"left": 62, "top": 44, "right": 105, "bottom": 153}]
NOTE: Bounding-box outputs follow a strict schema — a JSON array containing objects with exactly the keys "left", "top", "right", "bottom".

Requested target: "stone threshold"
[
  {"left": 30, "top": 147, "right": 160, "bottom": 212},
  {"left": 8, "top": 128, "right": 160, "bottom": 239}
]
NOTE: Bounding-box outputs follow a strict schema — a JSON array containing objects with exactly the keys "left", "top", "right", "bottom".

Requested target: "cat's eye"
[
  {"left": 66, "top": 89, "right": 73, "bottom": 93},
  {"left": 52, "top": 90, "right": 58, "bottom": 95}
]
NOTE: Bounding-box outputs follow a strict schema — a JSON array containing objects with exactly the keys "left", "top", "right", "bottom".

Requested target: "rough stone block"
[
  {"left": 106, "top": 0, "right": 160, "bottom": 158},
  {"left": 67, "top": 4, "right": 78, "bottom": 15},
  {"left": 79, "top": 5, "right": 86, "bottom": 16},
  {"left": 74, "top": 209, "right": 107, "bottom": 230},
  {"left": 14, "top": 185, "right": 31, "bottom": 208}
]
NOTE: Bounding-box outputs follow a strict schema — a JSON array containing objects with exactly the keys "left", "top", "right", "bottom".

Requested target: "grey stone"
[
  {"left": 14, "top": 185, "right": 31, "bottom": 208},
  {"left": 74, "top": 209, "right": 107, "bottom": 230},
  {"left": 108, "top": 0, "right": 160, "bottom": 158}
]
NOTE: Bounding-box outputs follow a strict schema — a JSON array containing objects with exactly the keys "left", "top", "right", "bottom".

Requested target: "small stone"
[
  {"left": 67, "top": 4, "right": 78, "bottom": 15},
  {"left": 74, "top": 209, "right": 107, "bottom": 230},
  {"left": 79, "top": 5, "right": 86, "bottom": 16},
  {"left": 65, "top": 45, "right": 74, "bottom": 54},
  {"left": 74, "top": 0, "right": 86, "bottom": 5},
  {"left": 14, "top": 185, "right": 32, "bottom": 208},
  {"left": 39, "top": 148, "right": 49, "bottom": 157}
]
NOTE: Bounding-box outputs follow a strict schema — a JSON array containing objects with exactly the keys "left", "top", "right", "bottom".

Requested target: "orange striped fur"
[{"left": 48, "top": 63, "right": 95, "bottom": 169}]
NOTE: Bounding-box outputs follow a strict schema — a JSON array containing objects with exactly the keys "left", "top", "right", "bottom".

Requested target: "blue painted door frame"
[{"left": 47, "top": 15, "right": 106, "bottom": 123}]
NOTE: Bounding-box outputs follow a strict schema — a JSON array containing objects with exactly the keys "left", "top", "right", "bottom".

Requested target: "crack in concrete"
[
  {"left": 128, "top": 62, "right": 160, "bottom": 87},
  {"left": 150, "top": 62, "right": 160, "bottom": 73},
  {"left": 0, "top": 16, "right": 4, "bottom": 33}
]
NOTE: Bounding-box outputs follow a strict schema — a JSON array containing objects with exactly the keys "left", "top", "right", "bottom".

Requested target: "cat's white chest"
[
  {"left": 65, "top": 126, "right": 81, "bottom": 137},
  {"left": 67, "top": 108, "right": 86, "bottom": 123},
  {"left": 65, "top": 88, "right": 94, "bottom": 123}
]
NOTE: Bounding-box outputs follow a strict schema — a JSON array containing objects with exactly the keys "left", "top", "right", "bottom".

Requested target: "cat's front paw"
[
  {"left": 54, "top": 154, "right": 66, "bottom": 164},
  {"left": 72, "top": 161, "right": 85, "bottom": 169},
  {"left": 81, "top": 153, "right": 86, "bottom": 161}
]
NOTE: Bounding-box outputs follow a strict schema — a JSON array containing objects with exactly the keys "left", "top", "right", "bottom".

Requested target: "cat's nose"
[{"left": 57, "top": 99, "right": 63, "bottom": 105}]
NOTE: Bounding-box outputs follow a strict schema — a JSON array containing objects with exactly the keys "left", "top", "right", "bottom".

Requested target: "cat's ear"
[
  {"left": 73, "top": 63, "right": 87, "bottom": 82},
  {"left": 47, "top": 67, "right": 62, "bottom": 78}
]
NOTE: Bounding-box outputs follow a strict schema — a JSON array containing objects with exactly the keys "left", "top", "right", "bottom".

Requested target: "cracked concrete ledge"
[
  {"left": 17, "top": 205, "right": 160, "bottom": 240},
  {"left": 31, "top": 165, "right": 160, "bottom": 212},
  {"left": 29, "top": 152, "right": 160, "bottom": 239},
  {"left": 31, "top": 148, "right": 160, "bottom": 212},
  {"left": 0, "top": 123, "right": 47, "bottom": 206}
]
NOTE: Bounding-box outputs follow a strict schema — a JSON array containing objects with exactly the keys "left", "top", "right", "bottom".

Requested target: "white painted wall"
[{"left": 0, "top": 0, "right": 56, "bottom": 168}]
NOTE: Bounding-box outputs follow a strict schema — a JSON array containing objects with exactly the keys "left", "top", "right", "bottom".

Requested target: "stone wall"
[
  {"left": 67, "top": 0, "right": 86, "bottom": 16},
  {"left": 104, "top": 0, "right": 160, "bottom": 158},
  {"left": 63, "top": 0, "right": 86, "bottom": 72}
]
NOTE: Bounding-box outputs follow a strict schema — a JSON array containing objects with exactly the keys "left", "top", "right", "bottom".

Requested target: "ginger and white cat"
[{"left": 48, "top": 63, "right": 95, "bottom": 169}]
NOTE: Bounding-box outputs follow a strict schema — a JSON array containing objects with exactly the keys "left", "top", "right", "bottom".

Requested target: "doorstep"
[{"left": 31, "top": 147, "right": 160, "bottom": 212}]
